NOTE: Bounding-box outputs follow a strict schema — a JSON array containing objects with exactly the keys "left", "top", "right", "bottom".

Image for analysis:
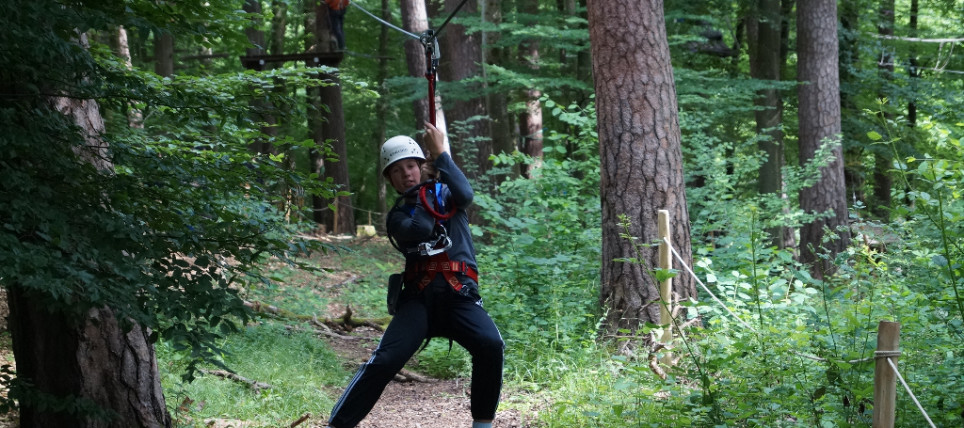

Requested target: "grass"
[{"left": 158, "top": 321, "right": 349, "bottom": 427}]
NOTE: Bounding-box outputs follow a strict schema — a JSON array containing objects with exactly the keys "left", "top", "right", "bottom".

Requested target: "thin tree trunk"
[
  {"left": 839, "top": 0, "right": 865, "bottom": 210},
  {"left": 872, "top": 0, "right": 895, "bottom": 220},
  {"left": 375, "top": 0, "right": 391, "bottom": 223},
  {"left": 270, "top": 0, "right": 288, "bottom": 56},
  {"left": 797, "top": 0, "right": 851, "bottom": 278},
  {"left": 907, "top": 0, "right": 919, "bottom": 127},
  {"left": 305, "top": 0, "right": 353, "bottom": 234},
  {"left": 588, "top": 0, "right": 695, "bottom": 335},
  {"left": 517, "top": 0, "right": 543, "bottom": 178},
  {"left": 748, "top": 0, "right": 789, "bottom": 249},
  {"left": 483, "top": 0, "right": 517, "bottom": 179},
  {"left": 153, "top": 31, "right": 174, "bottom": 77},
  {"left": 114, "top": 26, "right": 143, "bottom": 128},
  {"left": 305, "top": 0, "right": 327, "bottom": 227}
]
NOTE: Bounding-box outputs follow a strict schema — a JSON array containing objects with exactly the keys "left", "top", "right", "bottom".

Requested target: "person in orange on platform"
[{"left": 325, "top": 0, "right": 349, "bottom": 50}]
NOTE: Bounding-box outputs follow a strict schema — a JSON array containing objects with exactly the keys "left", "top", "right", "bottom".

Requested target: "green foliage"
[
  {"left": 474, "top": 98, "right": 602, "bottom": 385},
  {"left": 0, "top": 0, "right": 340, "bottom": 412}
]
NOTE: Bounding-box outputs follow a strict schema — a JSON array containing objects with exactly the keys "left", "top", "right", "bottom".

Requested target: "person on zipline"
[
  {"left": 326, "top": 123, "right": 504, "bottom": 428},
  {"left": 326, "top": 0, "right": 348, "bottom": 50}
]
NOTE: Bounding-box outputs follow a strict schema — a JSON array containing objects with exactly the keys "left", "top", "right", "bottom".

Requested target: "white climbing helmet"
[{"left": 380, "top": 135, "right": 425, "bottom": 176}]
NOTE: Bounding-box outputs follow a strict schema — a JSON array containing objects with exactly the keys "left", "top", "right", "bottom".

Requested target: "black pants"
[
  {"left": 328, "top": 8, "right": 346, "bottom": 50},
  {"left": 327, "top": 275, "right": 505, "bottom": 428}
]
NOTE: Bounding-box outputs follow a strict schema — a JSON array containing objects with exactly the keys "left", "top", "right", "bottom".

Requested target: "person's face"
[{"left": 387, "top": 158, "right": 422, "bottom": 192}]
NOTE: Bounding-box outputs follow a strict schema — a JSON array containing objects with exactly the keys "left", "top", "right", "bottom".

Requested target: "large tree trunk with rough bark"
[
  {"left": 438, "top": 0, "right": 491, "bottom": 183},
  {"left": 10, "top": 289, "right": 170, "bottom": 428},
  {"left": 8, "top": 49, "right": 170, "bottom": 425},
  {"left": 588, "top": 0, "right": 695, "bottom": 336},
  {"left": 797, "top": 0, "right": 851, "bottom": 278}
]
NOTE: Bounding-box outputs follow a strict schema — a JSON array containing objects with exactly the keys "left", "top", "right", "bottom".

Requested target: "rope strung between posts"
[
  {"left": 663, "top": 236, "right": 875, "bottom": 365},
  {"left": 876, "top": 351, "right": 937, "bottom": 428},
  {"left": 663, "top": 237, "right": 758, "bottom": 333}
]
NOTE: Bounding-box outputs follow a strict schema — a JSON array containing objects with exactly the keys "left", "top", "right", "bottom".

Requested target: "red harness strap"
[{"left": 405, "top": 252, "right": 478, "bottom": 292}]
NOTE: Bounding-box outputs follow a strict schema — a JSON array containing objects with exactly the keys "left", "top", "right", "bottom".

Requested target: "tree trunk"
[
  {"left": 303, "top": 0, "right": 353, "bottom": 234},
  {"left": 872, "top": 0, "right": 895, "bottom": 220},
  {"left": 320, "top": 71, "right": 354, "bottom": 235},
  {"left": 270, "top": 0, "right": 288, "bottom": 56},
  {"left": 907, "top": 0, "right": 919, "bottom": 127},
  {"left": 483, "top": 0, "right": 518, "bottom": 179},
  {"left": 9, "top": 43, "right": 170, "bottom": 425},
  {"left": 797, "top": 0, "right": 851, "bottom": 278},
  {"left": 401, "top": 0, "right": 447, "bottom": 134},
  {"left": 375, "top": 0, "right": 391, "bottom": 223},
  {"left": 517, "top": 0, "right": 543, "bottom": 178},
  {"left": 153, "top": 31, "right": 174, "bottom": 77},
  {"left": 10, "top": 289, "right": 170, "bottom": 427},
  {"left": 113, "top": 26, "right": 143, "bottom": 128},
  {"left": 839, "top": 0, "right": 864, "bottom": 213},
  {"left": 438, "top": 0, "right": 491, "bottom": 183},
  {"left": 748, "top": 0, "right": 790, "bottom": 249},
  {"left": 244, "top": 0, "right": 279, "bottom": 156},
  {"left": 588, "top": 0, "right": 695, "bottom": 335}
]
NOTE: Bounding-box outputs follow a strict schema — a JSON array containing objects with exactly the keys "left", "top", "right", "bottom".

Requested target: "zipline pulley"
[{"left": 419, "top": 30, "right": 441, "bottom": 127}]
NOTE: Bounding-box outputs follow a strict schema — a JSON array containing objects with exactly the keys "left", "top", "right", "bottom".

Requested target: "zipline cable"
[
  {"left": 432, "top": 0, "right": 472, "bottom": 39},
  {"left": 348, "top": 1, "right": 421, "bottom": 40},
  {"left": 348, "top": 0, "right": 472, "bottom": 127}
]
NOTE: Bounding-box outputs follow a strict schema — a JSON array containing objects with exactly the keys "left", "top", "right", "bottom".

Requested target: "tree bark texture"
[
  {"left": 439, "top": 0, "right": 492, "bottom": 183},
  {"left": 588, "top": 0, "right": 695, "bottom": 334},
  {"left": 797, "top": 0, "right": 851, "bottom": 278},
  {"left": 9, "top": 55, "right": 170, "bottom": 426},
  {"left": 375, "top": 0, "right": 391, "bottom": 224},
  {"left": 401, "top": 0, "right": 447, "bottom": 135},
  {"left": 10, "top": 289, "right": 171, "bottom": 427}
]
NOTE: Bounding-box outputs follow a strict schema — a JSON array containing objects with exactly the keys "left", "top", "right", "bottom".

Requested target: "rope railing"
[
  {"left": 878, "top": 351, "right": 936, "bottom": 428},
  {"left": 660, "top": 230, "right": 935, "bottom": 426},
  {"left": 662, "top": 236, "right": 758, "bottom": 333}
]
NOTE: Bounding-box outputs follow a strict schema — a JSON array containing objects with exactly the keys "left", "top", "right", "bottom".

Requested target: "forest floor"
[
  {"left": 0, "top": 236, "right": 540, "bottom": 427},
  {"left": 297, "top": 235, "right": 536, "bottom": 428}
]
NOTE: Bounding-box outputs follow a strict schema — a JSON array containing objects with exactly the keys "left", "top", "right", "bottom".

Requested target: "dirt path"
[{"left": 318, "top": 325, "right": 531, "bottom": 428}]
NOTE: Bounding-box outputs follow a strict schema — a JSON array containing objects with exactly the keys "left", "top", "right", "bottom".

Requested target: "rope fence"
[
  {"left": 881, "top": 353, "right": 936, "bottom": 427},
  {"left": 658, "top": 221, "right": 936, "bottom": 427}
]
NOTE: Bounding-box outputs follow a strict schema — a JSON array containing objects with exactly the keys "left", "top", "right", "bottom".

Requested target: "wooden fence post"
[
  {"left": 657, "top": 210, "right": 673, "bottom": 363},
  {"left": 873, "top": 320, "right": 901, "bottom": 428}
]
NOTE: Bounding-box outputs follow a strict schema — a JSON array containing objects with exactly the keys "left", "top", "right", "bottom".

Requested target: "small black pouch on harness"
[{"left": 386, "top": 273, "right": 403, "bottom": 315}]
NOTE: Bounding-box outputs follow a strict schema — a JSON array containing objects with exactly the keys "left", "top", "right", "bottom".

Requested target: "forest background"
[{"left": 1, "top": 0, "right": 963, "bottom": 426}]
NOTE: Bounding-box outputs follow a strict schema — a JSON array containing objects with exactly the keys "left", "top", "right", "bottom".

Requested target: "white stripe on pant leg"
[{"left": 329, "top": 347, "right": 379, "bottom": 420}]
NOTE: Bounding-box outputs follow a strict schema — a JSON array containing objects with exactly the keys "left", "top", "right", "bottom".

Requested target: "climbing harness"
[
  {"left": 348, "top": 0, "right": 472, "bottom": 126},
  {"left": 386, "top": 180, "right": 476, "bottom": 292}
]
